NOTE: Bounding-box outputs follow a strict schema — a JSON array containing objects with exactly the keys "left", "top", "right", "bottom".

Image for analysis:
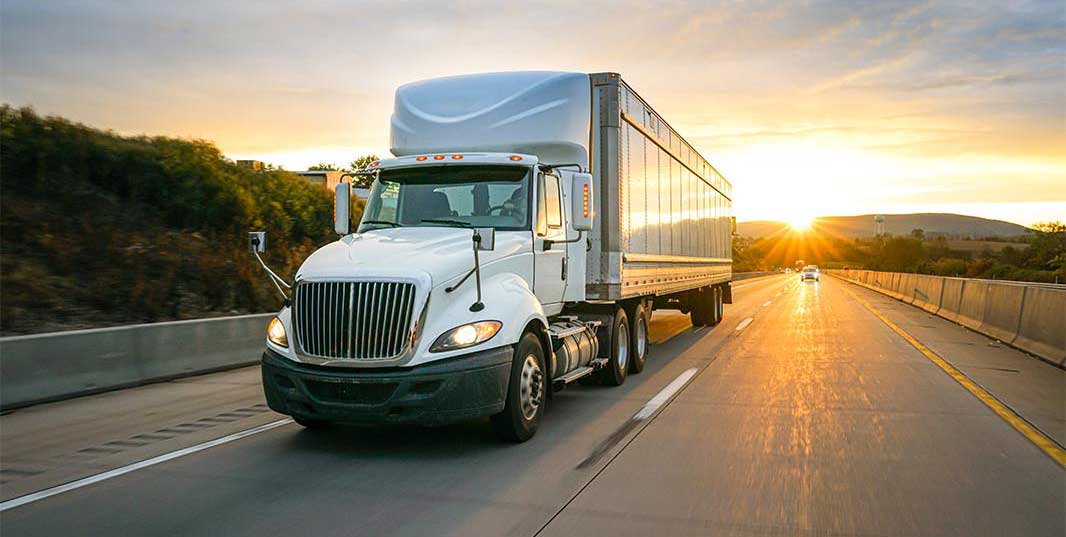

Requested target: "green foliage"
[
  {"left": 348, "top": 154, "right": 380, "bottom": 188},
  {"left": 307, "top": 162, "right": 338, "bottom": 171},
  {"left": 0, "top": 106, "right": 342, "bottom": 334}
]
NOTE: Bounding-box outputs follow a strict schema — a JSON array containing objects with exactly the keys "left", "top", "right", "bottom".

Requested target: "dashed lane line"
[{"left": 0, "top": 419, "right": 294, "bottom": 512}]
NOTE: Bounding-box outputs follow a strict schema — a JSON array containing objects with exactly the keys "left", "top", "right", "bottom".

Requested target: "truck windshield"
[{"left": 359, "top": 165, "right": 531, "bottom": 232}]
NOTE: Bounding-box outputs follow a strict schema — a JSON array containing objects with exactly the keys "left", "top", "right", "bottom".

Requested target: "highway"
[{"left": 1, "top": 274, "right": 1063, "bottom": 536}]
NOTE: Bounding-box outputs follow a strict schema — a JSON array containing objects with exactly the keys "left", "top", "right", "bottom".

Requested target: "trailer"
[{"left": 252, "top": 71, "right": 734, "bottom": 441}]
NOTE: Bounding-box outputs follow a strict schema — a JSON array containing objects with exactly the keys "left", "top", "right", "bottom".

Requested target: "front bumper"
[{"left": 261, "top": 345, "right": 513, "bottom": 426}]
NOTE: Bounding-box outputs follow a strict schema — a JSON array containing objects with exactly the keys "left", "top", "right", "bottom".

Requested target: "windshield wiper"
[
  {"left": 361, "top": 220, "right": 402, "bottom": 228},
  {"left": 419, "top": 219, "right": 472, "bottom": 228}
]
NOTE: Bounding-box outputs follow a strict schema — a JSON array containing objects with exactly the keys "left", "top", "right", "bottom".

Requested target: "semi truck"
[{"left": 253, "top": 71, "right": 734, "bottom": 441}]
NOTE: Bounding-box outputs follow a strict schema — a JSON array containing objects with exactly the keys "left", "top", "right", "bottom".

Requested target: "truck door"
[{"left": 534, "top": 172, "right": 567, "bottom": 307}]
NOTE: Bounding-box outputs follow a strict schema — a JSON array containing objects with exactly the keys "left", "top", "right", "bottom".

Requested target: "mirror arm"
[
  {"left": 252, "top": 248, "right": 291, "bottom": 303},
  {"left": 543, "top": 230, "right": 584, "bottom": 251}
]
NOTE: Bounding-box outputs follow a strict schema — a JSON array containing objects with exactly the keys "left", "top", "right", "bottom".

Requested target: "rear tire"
[
  {"left": 598, "top": 308, "right": 630, "bottom": 386},
  {"left": 690, "top": 289, "right": 710, "bottom": 327},
  {"left": 491, "top": 333, "right": 546, "bottom": 442},
  {"left": 628, "top": 302, "right": 650, "bottom": 374},
  {"left": 708, "top": 287, "right": 722, "bottom": 326},
  {"left": 715, "top": 286, "right": 725, "bottom": 322}
]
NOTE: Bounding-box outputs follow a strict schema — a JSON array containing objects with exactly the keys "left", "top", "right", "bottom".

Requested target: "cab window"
[
  {"left": 536, "top": 173, "right": 563, "bottom": 235},
  {"left": 545, "top": 174, "right": 562, "bottom": 228}
]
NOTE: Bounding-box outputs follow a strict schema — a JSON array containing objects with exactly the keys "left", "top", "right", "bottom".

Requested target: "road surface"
[{"left": 2, "top": 274, "right": 1063, "bottom": 536}]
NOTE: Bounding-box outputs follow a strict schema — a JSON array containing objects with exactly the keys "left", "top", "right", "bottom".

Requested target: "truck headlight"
[
  {"left": 430, "top": 321, "right": 501, "bottom": 352},
  {"left": 267, "top": 317, "right": 288, "bottom": 348}
]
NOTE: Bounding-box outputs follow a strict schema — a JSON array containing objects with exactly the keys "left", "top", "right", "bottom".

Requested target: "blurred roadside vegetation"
[
  {"left": 733, "top": 222, "right": 1066, "bottom": 284},
  {"left": 1, "top": 106, "right": 364, "bottom": 335}
]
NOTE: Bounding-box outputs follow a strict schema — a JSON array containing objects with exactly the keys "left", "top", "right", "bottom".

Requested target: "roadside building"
[{"left": 293, "top": 170, "right": 346, "bottom": 193}]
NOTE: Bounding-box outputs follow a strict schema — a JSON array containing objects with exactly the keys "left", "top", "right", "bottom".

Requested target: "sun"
[{"left": 786, "top": 214, "right": 815, "bottom": 231}]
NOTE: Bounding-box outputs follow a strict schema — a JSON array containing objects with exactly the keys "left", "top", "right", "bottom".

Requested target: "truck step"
[{"left": 552, "top": 366, "right": 596, "bottom": 390}]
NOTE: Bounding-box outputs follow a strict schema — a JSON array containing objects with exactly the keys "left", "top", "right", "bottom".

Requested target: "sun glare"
[{"left": 786, "top": 214, "right": 815, "bottom": 231}]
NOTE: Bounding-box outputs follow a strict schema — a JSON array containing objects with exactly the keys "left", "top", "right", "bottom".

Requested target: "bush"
[{"left": 1, "top": 106, "right": 349, "bottom": 335}]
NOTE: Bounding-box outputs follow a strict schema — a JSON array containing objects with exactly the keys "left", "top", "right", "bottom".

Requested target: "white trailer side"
[{"left": 587, "top": 73, "right": 734, "bottom": 300}]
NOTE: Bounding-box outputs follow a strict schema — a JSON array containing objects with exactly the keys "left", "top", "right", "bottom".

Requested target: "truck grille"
[{"left": 294, "top": 281, "right": 417, "bottom": 360}]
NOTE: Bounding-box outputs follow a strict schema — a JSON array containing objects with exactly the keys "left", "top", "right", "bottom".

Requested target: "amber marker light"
[
  {"left": 509, "top": 155, "right": 523, "bottom": 161},
  {"left": 583, "top": 184, "right": 590, "bottom": 217},
  {"left": 451, "top": 154, "right": 463, "bottom": 160},
  {"left": 416, "top": 156, "right": 428, "bottom": 161},
  {"left": 433, "top": 155, "right": 445, "bottom": 160}
]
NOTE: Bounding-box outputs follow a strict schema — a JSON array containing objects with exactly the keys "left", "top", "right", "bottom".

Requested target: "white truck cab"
[{"left": 254, "top": 72, "right": 734, "bottom": 441}]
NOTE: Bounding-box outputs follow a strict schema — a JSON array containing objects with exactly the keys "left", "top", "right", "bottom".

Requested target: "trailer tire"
[
  {"left": 715, "top": 286, "right": 725, "bottom": 323},
  {"left": 690, "top": 289, "right": 710, "bottom": 327},
  {"left": 629, "top": 302, "right": 650, "bottom": 374},
  {"left": 708, "top": 287, "right": 722, "bottom": 326},
  {"left": 598, "top": 308, "right": 630, "bottom": 386},
  {"left": 491, "top": 333, "right": 546, "bottom": 442}
]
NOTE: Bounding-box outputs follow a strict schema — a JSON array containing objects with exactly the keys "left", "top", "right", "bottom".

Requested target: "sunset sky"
[{"left": 2, "top": 1, "right": 1063, "bottom": 226}]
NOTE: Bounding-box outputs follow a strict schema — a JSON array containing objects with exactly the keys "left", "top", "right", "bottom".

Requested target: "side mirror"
[
  {"left": 474, "top": 227, "right": 495, "bottom": 251},
  {"left": 335, "top": 182, "right": 351, "bottom": 235},
  {"left": 249, "top": 231, "right": 267, "bottom": 252},
  {"left": 571, "top": 172, "right": 594, "bottom": 232}
]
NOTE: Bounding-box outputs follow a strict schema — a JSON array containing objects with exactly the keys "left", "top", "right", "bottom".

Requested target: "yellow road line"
[{"left": 840, "top": 283, "right": 1066, "bottom": 468}]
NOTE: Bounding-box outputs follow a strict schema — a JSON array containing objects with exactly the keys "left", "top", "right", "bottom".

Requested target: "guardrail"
[
  {"left": 0, "top": 270, "right": 768, "bottom": 410},
  {"left": 829, "top": 269, "right": 1066, "bottom": 368},
  {"left": 0, "top": 314, "right": 274, "bottom": 409}
]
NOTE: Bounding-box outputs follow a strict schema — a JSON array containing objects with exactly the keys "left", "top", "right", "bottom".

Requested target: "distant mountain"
[{"left": 738, "top": 213, "right": 1031, "bottom": 239}]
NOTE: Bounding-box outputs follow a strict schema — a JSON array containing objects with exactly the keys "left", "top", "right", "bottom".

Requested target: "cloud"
[{"left": 1, "top": 0, "right": 1063, "bottom": 225}]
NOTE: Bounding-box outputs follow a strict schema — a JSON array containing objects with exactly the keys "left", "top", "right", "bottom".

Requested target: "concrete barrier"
[
  {"left": 828, "top": 269, "right": 1066, "bottom": 368},
  {"left": 887, "top": 272, "right": 905, "bottom": 300},
  {"left": 955, "top": 279, "right": 989, "bottom": 331},
  {"left": 939, "top": 278, "right": 966, "bottom": 322},
  {"left": 1012, "top": 287, "right": 1066, "bottom": 366},
  {"left": 979, "top": 284, "right": 1026, "bottom": 344},
  {"left": 0, "top": 313, "right": 273, "bottom": 409},
  {"left": 911, "top": 275, "right": 944, "bottom": 314},
  {"left": 900, "top": 273, "right": 918, "bottom": 304}
]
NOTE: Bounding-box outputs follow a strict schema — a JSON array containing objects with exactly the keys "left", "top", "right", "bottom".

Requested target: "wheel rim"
[
  {"left": 636, "top": 314, "right": 648, "bottom": 359},
  {"left": 519, "top": 354, "right": 543, "bottom": 421},
  {"left": 616, "top": 321, "right": 629, "bottom": 371}
]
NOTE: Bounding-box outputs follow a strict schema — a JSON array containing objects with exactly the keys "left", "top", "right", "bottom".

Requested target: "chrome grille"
[{"left": 294, "top": 281, "right": 417, "bottom": 360}]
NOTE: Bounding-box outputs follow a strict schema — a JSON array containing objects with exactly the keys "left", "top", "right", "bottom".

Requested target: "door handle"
[{"left": 561, "top": 257, "right": 567, "bottom": 280}]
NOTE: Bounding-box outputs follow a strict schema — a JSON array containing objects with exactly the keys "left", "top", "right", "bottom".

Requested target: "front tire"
[
  {"left": 628, "top": 302, "right": 650, "bottom": 374},
  {"left": 599, "top": 308, "right": 630, "bottom": 386},
  {"left": 491, "top": 333, "right": 546, "bottom": 442}
]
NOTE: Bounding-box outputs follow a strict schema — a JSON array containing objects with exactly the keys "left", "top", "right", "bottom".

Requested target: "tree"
[
  {"left": 910, "top": 228, "right": 925, "bottom": 240},
  {"left": 308, "top": 163, "right": 338, "bottom": 171},
  {"left": 347, "top": 154, "right": 380, "bottom": 188}
]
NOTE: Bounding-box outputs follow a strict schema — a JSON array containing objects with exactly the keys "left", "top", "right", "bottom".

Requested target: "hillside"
[
  {"left": 738, "top": 213, "right": 1031, "bottom": 239},
  {"left": 0, "top": 106, "right": 341, "bottom": 335}
]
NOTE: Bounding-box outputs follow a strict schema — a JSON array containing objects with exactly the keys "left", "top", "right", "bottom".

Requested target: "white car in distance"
[{"left": 800, "top": 266, "right": 820, "bottom": 282}]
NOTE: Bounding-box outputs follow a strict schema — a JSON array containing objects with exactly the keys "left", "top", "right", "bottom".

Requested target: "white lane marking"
[
  {"left": 762, "top": 300, "right": 772, "bottom": 307},
  {"left": 0, "top": 418, "right": 294, "bottom": 512},
  {"left": 634, "top": 368, "right": 698, "bottom": 420},
  {"left": 735, "top": 318, "right": 754, "bottom": 331}
]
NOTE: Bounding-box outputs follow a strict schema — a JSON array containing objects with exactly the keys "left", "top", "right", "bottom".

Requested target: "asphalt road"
[{"left": 2, "top": 274, "right": 1063, "bottom": 536}]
